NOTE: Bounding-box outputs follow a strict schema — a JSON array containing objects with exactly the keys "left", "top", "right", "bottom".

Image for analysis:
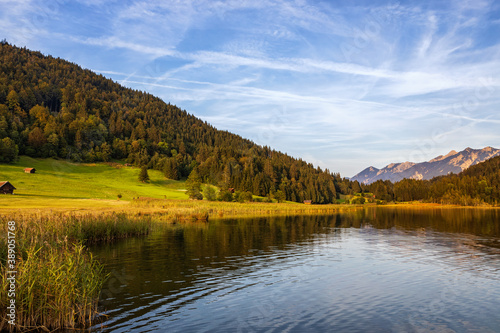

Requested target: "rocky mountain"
[{"left": 352, "top": 147, "right": 500, "bottom": 184}]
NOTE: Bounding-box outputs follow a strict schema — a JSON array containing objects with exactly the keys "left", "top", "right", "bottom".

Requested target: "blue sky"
[{"left": 1, "top": 0, "right": 500, "bottom": 176}]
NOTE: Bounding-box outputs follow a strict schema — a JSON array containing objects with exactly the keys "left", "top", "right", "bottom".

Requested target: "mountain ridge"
[{"left": 352, "top": 147, "right": 500, "bottom": 184}]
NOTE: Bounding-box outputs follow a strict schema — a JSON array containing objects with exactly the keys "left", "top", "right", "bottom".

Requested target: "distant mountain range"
[{"left": 351, "top": 147, "right": 500, "bottom": 184}]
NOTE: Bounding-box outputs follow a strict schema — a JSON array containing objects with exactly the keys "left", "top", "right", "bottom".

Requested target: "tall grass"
[
  {"left": 130, "top": 197, "right": 352, "bottom": 219},
  {"left": 0, "top": 212, "right": 153, "bottom": 331},
  {"left": 0, "top": 241, "right": 105, "bottom": 331}
]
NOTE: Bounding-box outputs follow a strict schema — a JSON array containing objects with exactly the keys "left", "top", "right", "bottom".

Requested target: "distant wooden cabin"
[
  {"left": 0, "top": 181, "right": 16, "bottom": 194},
  {"left": 228, "top": 188, "right": 235, "bottom": 193},
  {"left": 303, "top": 200, "right": 312, "bottom": 205},
  {"left": 24, "top": 168, "right": 36, "bottom": 174}
]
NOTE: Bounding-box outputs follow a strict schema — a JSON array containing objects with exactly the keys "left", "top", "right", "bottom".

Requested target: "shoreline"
[
  {"left": 1, "top": 200, "right": 498, "bottom": 331},
  {"left": 1, "top": 197, "right": 499, "bottom": 215}
]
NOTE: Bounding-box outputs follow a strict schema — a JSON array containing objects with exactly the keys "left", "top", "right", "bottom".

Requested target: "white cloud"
[
  {"left": 2, "top": 0, "right": 500, "bottom": 175},
  {"left": 75, "top": 36, "right": 176, "bottom": 58},
  {"left": 0, "top": 0, "right": 47, "bottom": 45}
]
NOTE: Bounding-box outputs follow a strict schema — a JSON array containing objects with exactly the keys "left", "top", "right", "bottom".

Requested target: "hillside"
[
  {"left": 0, "top": 156, "right": 190, "bottom": 208},
  {"left": 352, "top": 147, "right": 500, "bottom": 184},
  {"left": 0, "top": 42, "right": 344, "bottom": 204}
]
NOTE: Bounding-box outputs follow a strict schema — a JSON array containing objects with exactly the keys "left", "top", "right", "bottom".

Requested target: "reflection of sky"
[
  {"left": 2, "top": 0, "right": 500, "bottom": 176},
  {"left": 93, "top": 224, "right": 500, "bottom": 332}
]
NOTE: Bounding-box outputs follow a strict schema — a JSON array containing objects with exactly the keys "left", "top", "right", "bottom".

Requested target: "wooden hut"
[
  {"left": 303, "top": 200, "right": 312, "bottom": 205},
  {"left": 24, "top": 168, "right": 36, "bottom": 174},
  {"left": 0, "top": 181, "right": 16, "bottom": 194}
]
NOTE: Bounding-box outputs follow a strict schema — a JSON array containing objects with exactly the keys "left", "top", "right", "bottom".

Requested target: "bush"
[
  {"left": 239, "top": 191, "right": 253, "bottom": 202},
  {"left": 203, "top": 186, "right": 217, "bottom": 201},
  {"left": 190, "top": 192, "right": 203, "bottom": 200},
  {"left": 274, "top": 190, "right": 286, "bottom": 203},
  {"left": 350, "top": 196, "right": 365, "bottom": 204},
  {"left": 218, "top": 190, "right": 234, "bottom": 202}
]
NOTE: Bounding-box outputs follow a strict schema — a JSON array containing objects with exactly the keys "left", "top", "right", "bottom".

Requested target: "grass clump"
[
  {"left": 65, "top": 213, "right": 152, "bottom": 243},
  {"left": 0, "top": 212, "right": 153, "bottom": 331},
  {"left": 0, "top": 241, "right": 106, "bottom": 331}
]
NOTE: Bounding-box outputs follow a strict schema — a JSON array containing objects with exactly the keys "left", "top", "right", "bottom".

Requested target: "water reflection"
[{"left": 91, "top": 208, "right": 500, "bottom": 333}]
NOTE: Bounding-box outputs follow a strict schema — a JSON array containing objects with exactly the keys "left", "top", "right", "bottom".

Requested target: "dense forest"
[
  {"left": 0, "top": 42, "right": 365, "bottom": 203},
  {"left": 361, "top": 156, "right": 500, "bottom": 206}
]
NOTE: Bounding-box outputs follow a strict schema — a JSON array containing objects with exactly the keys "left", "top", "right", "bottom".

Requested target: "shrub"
[
  {"left": 203, "top": 186, "right": 217, "bottom": 201},
  {"left": 218, "top": 190, "right": 234, "bottom": 202},
  {"left": 350, "top": 196, "right": 366, "bottom": 204},
  {"left": 239, "top": 191, "right": 253, "bottom": 202}
]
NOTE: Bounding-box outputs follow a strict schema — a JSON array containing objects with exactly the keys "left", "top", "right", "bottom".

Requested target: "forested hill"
[{"left": 0, "top": 42, "right": 348, "bottom": 203}]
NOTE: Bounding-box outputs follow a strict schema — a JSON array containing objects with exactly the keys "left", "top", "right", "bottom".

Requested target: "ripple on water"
[{"left": 91, "top": 214, "right": 500, "bottom": 333}]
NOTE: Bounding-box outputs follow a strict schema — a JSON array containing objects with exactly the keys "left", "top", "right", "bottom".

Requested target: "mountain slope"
[
  {"left": 352, "top": 147, "right": 500, "bottom": 184},
  {"left": 0, "top": 42, "right": 340, "bottom": 203}
]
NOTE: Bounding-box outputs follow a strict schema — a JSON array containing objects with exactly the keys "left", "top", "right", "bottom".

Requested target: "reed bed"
[
  {"left": 130, "top": 197, "right": 352, "bottom": 219},
  {"left": 0, "top": 242, "right": 105, "bottom": 331},
  {"left": 0, "top": 211, "right": 153, "bottom": 331}
]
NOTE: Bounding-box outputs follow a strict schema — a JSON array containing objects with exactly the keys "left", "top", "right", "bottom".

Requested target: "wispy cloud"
[
  {"left": 1, "top": 0, "right": 499, "bottom": 176},
  {"left": 74, "top": 36, "right": 176, "bottom": 58}
]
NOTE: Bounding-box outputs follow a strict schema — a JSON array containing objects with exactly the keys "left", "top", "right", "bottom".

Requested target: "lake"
[{"left": 90, "top": 207, "right": 500, "bottom": 332}]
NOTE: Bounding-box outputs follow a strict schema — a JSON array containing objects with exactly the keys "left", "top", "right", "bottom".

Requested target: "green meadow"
[
  {"left": 0, "top": 157, "right": 352, "bottom": 214},
  {"left": 0, "top": 157, "right": 188, "bottom": 208}
]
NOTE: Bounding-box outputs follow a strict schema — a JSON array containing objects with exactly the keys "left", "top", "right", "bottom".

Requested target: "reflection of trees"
[
  {"left": 360, "top": 207, "right": 500, "bottom": 237},
  {"left": 92, "top": 215, "right": 346, "bottom": 321},
  {"left": 94, "top": 209, "right": 500, "bottom": 294},
  {"left": 91, "top": 209, "right": 500, "bottom": 326}
]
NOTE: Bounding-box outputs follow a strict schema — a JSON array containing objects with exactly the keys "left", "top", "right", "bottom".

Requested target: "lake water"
[{"left": 90, "top": 207, "right": 500, "bottom": 332}]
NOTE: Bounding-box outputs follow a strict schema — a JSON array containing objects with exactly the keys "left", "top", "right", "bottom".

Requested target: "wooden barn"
[
  {"left": 0, "top": 181, "right": 16, "bottom": 194},
  {"left": 303, "top": 200, "right": 312, "bottom": 205},
  {"left": 24, "top": 168, "right": 36, "bottom": 173}
]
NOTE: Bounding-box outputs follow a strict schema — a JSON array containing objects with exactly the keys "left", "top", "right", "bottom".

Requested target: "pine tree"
[
  {"left": 186, "top": 169, "right": 203, "bottom": 200},
  {"left": 163, "top": 157, "right": 179, "bottom": 180},
  {"left": 138, "top": 166, "right": 150, "bottom": 183}
]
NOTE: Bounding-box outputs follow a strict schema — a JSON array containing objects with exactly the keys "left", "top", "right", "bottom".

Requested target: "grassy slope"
[
  {"left": 0, "top": 157, "right": 187, "bottom": 208},
  {"left": 0, "top": 157, "right": 351, "bottom": 216}
]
